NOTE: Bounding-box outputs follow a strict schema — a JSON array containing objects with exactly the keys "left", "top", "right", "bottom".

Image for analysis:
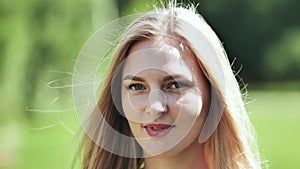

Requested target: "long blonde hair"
[{"left": 76, "top": 4, "right": 262, "bottom": 169}]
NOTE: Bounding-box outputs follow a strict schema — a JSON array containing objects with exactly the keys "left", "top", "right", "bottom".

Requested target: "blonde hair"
[{"left": 75, "top": 4, "right": 262, "bottom": 169}]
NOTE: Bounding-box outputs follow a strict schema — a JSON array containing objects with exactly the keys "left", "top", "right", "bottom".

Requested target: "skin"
[{"left": 121, "top": 37, "right": 210, "bottom": 169}]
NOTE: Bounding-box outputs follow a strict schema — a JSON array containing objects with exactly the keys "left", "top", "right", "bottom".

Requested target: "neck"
[{"left": 143, "top": 139, "right": 208, "bottom": 169}]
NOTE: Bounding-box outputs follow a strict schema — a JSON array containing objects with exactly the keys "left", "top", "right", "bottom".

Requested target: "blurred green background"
[{"left": 0, "top": 0, "right": 299, "bottom": 169}]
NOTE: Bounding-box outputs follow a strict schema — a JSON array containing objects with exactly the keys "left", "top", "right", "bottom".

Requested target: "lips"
[{"left": 144, "top": 124, "right": 174, "bottom": 137}]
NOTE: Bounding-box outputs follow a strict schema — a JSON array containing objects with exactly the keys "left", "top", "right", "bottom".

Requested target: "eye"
[
  {"left": 168, "top": 82, "right": 187, "bottom": 89},
  {"left": 129, "top": 84, "right": 145, "bottom": 91}
]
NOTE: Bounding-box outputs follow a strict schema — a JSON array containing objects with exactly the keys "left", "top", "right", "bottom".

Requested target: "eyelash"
[
  {"left": 128, "top": 84, "right": 146, "bottom": 91},
  {"left": 168, "top": 82, "right": 188, "bottom": 89}
]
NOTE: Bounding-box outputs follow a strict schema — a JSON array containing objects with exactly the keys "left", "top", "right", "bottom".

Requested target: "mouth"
[{"left": 143, "top": 123, "right": 174, "bottom": 137}]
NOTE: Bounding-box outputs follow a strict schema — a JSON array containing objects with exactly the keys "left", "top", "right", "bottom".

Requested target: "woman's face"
[{"left": 121, "top": 37, "right": 210, "bottom": 157}]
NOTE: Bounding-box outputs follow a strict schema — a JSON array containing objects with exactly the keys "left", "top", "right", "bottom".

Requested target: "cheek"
[
  {"left": 182, "top": 91, "right": 210, "bottom": 134},
  {"left": 173, "top": 92, "right": 204, "bottom": 117},
  {"left": 121, "top": 89, "right": 148, "bottom": 122},
  {"left": 169, "top": 92, "right": 206, "bottom": 143},
  {"left": 130, "top": 94, "right": 148, "bottom": 110}
]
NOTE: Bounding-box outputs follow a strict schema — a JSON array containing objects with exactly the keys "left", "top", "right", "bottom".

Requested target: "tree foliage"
[{"left": 193, "top": 0, "right": 300, "bottom": 81}]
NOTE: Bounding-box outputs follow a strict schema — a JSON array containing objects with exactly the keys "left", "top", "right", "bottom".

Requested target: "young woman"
[{"left": 75, "top": 4, "right": 262, "bottom": 169}]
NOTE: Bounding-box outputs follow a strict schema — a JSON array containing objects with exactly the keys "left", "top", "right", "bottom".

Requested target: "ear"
[{"left": 199, "top": 87, "right": 224, "bottom": 143}]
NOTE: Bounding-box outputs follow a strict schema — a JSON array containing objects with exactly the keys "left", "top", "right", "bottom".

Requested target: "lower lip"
[{"left": 144, "top": 126, "right": 174, "bottom": 138}]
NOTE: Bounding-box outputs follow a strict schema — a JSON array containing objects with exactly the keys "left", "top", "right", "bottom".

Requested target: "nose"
[{"left": 146, "top": 89, "right": 168, "bottom": 117}]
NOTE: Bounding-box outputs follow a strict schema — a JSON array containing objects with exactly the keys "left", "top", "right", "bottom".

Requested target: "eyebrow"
[
  {"left": 162, "top": 74, "right": 183, "bottom": 81},
  {"left": 123, "top": 75, "right": 145, "bottom": 82},
  {"left": 123, "top": 74, "right": 184, "bottom": 82}
]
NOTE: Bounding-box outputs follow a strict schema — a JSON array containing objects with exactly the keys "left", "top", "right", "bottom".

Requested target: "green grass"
[
  {"left": 0, "top": 114, "right": 80, "bottom": 169},
  {"left": 19, "top": 125, "right": 78, "bottom": 169},
  {"left": 248, "top": 91, "right": 300, "bottom": 169},
  {"left": 1, "top": 90, "right": 299, "bottom": 169}
]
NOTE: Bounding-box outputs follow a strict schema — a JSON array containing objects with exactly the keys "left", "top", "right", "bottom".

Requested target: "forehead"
[{"left": 123, "top": 38, "right": 199, "bottom": 78}]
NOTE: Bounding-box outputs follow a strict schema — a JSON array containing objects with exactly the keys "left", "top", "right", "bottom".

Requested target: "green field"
[
  {"left": 248, "top": 90, "right": 300, "bottom": 169},
  {"left": 1, "top": 90, "right": 299, "bottom": 169}
]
